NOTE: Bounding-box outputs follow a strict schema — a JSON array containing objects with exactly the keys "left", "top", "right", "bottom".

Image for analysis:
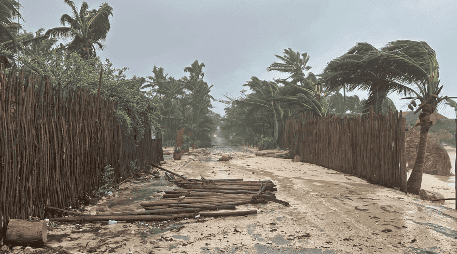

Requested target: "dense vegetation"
[{"left": 0, "top": 0, "right": 220, "bottom": 151}]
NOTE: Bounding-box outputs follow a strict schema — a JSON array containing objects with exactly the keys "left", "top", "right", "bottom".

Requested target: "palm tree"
[
  {"left": 0, "top": 0, "right": 22, "bottom": 68},
  {"left": 183, "top": 60, "right": 215, "bottom": 145},
  {"left": 266, "top": 48, "right": 339, "bottom": 119},
  {"left": 317, "top": 41, "right": 443, "bottom": 117},
  {"left": 144, "top": 66, "right": 185, "bottom": 131},
  {"left": 235, "top": 76, "right": 285, "bottom": 141},
  {"left": 44, "top": 0, "right": 113, "bottom": 61},
  {"left": 401, "top": 52, "right": 457, "bottom": 194},
  {"left": 0, "top": 0, "right": 52, "bottom": 70},
  {"left": 318, "top": 40, "right": 456, "bottom": 194},
  {"left": 184, "top": 60, "right": 205, "bottom": 82}
]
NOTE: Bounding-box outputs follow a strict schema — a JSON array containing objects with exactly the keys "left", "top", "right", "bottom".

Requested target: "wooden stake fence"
[
  {"left": 278, "top": 106, "right": 407, "bottom": 192},
  {"left": 0, "top": 68, "right": 162, "bottom": 231}
]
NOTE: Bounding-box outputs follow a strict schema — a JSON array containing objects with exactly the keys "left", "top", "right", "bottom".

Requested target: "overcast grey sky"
[{"left": 17, "top": 0, "right": 457, "bottom": 118}]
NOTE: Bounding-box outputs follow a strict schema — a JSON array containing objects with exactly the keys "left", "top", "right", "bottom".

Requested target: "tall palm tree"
[
  {"left": 318, "top": 40, "right": 456, "bottom": 194},
  {"left": 266, "top": 48, "right": 311, "bottom": 86},
  {"left": 0, "top": 0, "right": 22, "bottom": 68},
  {"left": 183, "top": 60, "right": 215, "bottom": 145},
  {"left": 317, "top": 41, "right": 442, "bottom": 117},
  {"left": 266, "top": 48, "right": 339, "bottom": 118},
  {"left": 184, "top": 59, "right": 205, "bottom": 82},
  {"left": 401, "top": 52, "right": 457, "bottom": 194},
  {"left": 235, "top": 76, "right": 285, "bottom": 141},
  {"left": 44, "top": 0, "right": 113, "bottom": 61},
  {"left": 144, "top": 66, "right": 185, "bottom": 119},
  {"left": 0, "top": 0, "right": 51, "bottom": 70}
]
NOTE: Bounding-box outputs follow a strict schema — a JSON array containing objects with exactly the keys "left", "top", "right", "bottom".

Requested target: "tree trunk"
[
  {"left": 273, "top": 107, "right": 278, "bottom": 141},
  {"left": 4, "top": 219, "right": 47, "bottom": 247},
  {"left": 407, "top": 110, "right": 433, "bottom": 194}
]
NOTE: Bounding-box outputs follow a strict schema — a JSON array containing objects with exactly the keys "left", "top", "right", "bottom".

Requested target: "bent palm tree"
[
  {"left": 235, "top": 76, "right": 285, "bottom": 141},
  {"left": 266, "top": 48, "right": 336, "bottom": 119},
  {"left": 317, "top": 41, "right": 436, "bottom": 117},
  {"left": 44, "top": 0, "right": 113, "bottom": 60},
  {"left": 401, "top": 53, "right": 457, "bottom": 194}
]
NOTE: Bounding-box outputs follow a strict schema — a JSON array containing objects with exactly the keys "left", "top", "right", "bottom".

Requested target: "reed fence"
[
  {"left": 0, "top": 68, "right": 162, "bottom": 231},
  {"left": 278, "top": 105, "right": 407, "bottom": 192}
]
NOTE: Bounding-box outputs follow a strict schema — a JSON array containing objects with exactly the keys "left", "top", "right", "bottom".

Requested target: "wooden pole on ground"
[
  {"left": 151, "top": 163, "right": 187, "bottom": 180},
  {"left": 4, "top": 219, "right": 47, "bottom": 247}
]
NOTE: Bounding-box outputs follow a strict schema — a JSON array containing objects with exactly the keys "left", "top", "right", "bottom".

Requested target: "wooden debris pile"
[
  {"left": 3, "top": 163, "right": 289, "bottom": 247},
  {"left": 42, "top": 163, "right": 288, "bottom": 223}
]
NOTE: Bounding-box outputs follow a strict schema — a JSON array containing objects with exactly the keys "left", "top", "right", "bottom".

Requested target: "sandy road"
[
  {"left": 147, "top": 146, "right": 457, "bottom": 253},
  {"left": 32, "top": 145, "right": 457, "bottom": 254}
]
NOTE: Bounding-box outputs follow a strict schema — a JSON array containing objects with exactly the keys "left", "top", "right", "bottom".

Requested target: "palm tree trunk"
[
  {"left": 273, "top": 108, "right": 278, "bottom": 141},
  {"left": 406, "top": 111, "right": 433, "bottom": 194},
  {"left": 343, "top": 86, "right": 346, "bottom": 113}
]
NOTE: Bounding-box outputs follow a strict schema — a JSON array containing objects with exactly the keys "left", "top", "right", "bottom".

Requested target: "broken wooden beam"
[
  {"left": 49, "top": 210, "right": 257, "bottom": 222},
  {"left": 49, "top": 213, "right": 197, "bottom": 222},
  {"left": 151, "top": 163, "right": 188, "bottom": 180}
]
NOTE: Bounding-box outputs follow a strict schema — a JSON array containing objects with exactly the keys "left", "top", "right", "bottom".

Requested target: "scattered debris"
[
  {"left": 420, "top": 189, "right": 445, "bottom": 205},
  {"left": 219, "top": 154, "right": 233, "bottom": 161},
  {"left": 46, "top": 164, "right": 289, "bottom": 224},
  {"left": 293, "top": 155, "right": 301, "bottom": 162}
]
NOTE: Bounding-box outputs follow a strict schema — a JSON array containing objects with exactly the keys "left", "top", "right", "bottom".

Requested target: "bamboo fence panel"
[
  {"left": 0, "top": 68, "right": 162, "bottom": 231},
  {"left": 278, "top": 106, "right": 407, "bottom": 192}
]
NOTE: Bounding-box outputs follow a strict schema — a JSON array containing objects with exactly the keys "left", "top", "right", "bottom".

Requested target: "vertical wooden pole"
[
  {"left": 400, "top": 115, "right": 407, "bottom": 193},
  {"left": 455, "top": 119, "right": 457, "bottom": 210}
]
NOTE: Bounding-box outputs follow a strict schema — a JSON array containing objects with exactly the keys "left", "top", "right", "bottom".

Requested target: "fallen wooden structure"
[
  {"left": 150, "top": 163, "right": 290, "bottom": 208},
  {"left": 3, "top": 163, "right": 289, "bottom": 249},
  {"left": 44, "top": 164, "right": 289, "bottom": 223}
]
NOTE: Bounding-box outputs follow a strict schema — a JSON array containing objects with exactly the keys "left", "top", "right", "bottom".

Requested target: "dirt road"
[{"left": 7, "top": 145, "right": 457, "bottom": 254}]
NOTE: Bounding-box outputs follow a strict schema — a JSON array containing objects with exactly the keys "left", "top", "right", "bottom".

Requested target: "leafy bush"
[
  {"left": 128, "top": 159, "right": 140, "bottom": 173},
  {"left": 92, "top": 164, "right": 115, "bottom": 198},
  {"left": 257, "top": 135, "right": 278, "bottom": 150}
]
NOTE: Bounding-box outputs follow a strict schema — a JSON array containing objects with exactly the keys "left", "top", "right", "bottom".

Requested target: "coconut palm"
[
  {"left": 184, "top": 60, "right": 205, "bottom": 82},
  {"left": 321, "top": 40, "right": 457, "bottom": 194},
  {"left": 0, "top": 0, "right": 52, "bottom": 70},
  {"left": 44, "top": 0, "right": 113, "bottom": 61},
  {"left": 317, "top": 41, "right": 444, "bottom": 117},
  {"left": 401, "top": 52, "right": 457, "bottom": 194},
  {"left": 182, "top": 60, "right": 216, "bottom": 145},
  {"left": 144, "top": 66, "right": 185, "bottom": 119},
  {"left": 266, "top": 48, "right": 337, "bottom": 119},
  {"left": 235, "top": 76, "right": 286, "bottom": 141},
  {"left": 0, "top": 0, "right": 22, "bottom": 68}
]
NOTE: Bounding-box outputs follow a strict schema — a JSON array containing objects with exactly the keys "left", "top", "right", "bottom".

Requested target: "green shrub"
[
  {"left": 92, "top": 164, "right": 115, "bottom": 198},
  {"left": 128, "top": 159, "right": 140, "bottom": 173},
  {"left": 257, "top": 135, "right": 278, "bottom": 150}
]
